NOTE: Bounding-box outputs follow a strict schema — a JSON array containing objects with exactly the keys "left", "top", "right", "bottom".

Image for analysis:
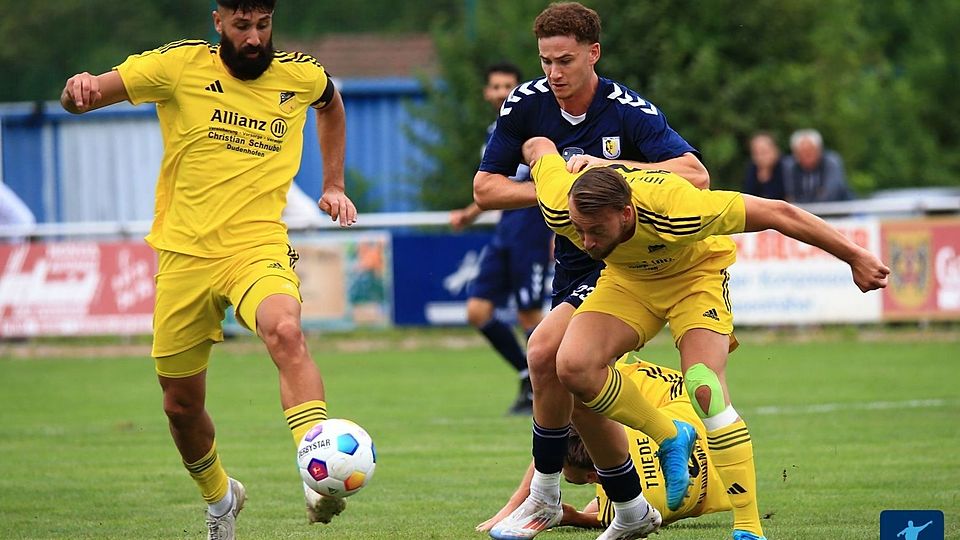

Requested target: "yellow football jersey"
[
  {"left": 531, "top": 154, "right": 746, "bottom": 280},
  {"left": 115, "top": 40, "right": 333, "bottom": 257},
  {"left": 595, "top": 359, "right": 732, "bottom": 525}
]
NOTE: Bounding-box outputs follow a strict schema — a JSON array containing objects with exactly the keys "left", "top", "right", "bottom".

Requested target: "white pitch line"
[{"left": 751, "top": 398, "right": 954, "bottom": 416}]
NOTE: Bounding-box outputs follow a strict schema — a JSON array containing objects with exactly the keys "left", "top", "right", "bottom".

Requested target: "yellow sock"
[
  {"left": 284, "top": 400, "right": 328, "bottom": 445},
  {"left": 706, "top": 420, "right": 763, "bottom": 536},
  {"left": 583, "top": 366, "right": 678, "bottom": 443},
  {"left": 183, "top": 441, "right": 229, "bottom": 504}
]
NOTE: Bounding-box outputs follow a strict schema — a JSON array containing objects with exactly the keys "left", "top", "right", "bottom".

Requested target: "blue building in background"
[{"left": 0, "top": 77, "right": 437, "bottom": 223}]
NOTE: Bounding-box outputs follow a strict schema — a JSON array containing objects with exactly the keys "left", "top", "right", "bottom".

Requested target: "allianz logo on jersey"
[{"left": 210, "top": 108, "right": 288, "bottom": 139}]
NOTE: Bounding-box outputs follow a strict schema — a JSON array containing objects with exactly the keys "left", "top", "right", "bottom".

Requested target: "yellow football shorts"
[
  {"left": 576, "top": 259, "right": 735, "bottom": 350},
  {"left": 152, "top": 243, "right": 302, "bottom": 375}
]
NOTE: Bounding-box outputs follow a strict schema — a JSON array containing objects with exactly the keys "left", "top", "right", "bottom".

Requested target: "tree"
[{"left": 416, "top": 0, "right": 960, "bottom": 206}]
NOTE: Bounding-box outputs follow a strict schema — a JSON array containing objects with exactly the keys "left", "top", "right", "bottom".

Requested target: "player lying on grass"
[{"left": 479, "top": 356, "right": 733, "bottom": 536}]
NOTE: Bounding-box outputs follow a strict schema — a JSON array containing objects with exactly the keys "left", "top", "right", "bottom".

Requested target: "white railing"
[{"left": 0, "top": 196, "right": 958, "bottom": 239}]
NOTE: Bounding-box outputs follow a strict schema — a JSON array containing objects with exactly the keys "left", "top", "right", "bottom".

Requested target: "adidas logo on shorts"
[{"left": 702, "top": 308, "right": 720, "bottom": 321}]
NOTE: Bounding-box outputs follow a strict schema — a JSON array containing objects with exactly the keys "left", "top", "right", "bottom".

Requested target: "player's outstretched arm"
[
  {"left": 742, "top": 195, "right": 890, "bottom": 292},
  {"left": 560, "top": 500, "right": 602, "bottom": 529},
  {"left": 449, "top": 202, "right": 483, "bottom": 231},
  {"left": 473, "top": 170, "right": 537, "bottom": 210},
  {"left": 314, "top": 89, "right": 357, "bottom": 227},
  {"left": 521, "top": 137, "right": 561, "bottom": 167},
  {"left": 566, "top": 152, "right": 710, "bottom": 189},
  {"left": 476, "top": 461, "right": 535, "bottom": 532},
  {"left": 60, "top": 71, "right": 129, "bottom": 114}
]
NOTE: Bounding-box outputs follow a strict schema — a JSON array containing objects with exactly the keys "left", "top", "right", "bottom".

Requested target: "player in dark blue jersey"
[
  {"left": 473, "top": 4, "right": 766, "bottom": 540},
  {"left": 450, "top": 63, "right": 554, "bottom": 416}
]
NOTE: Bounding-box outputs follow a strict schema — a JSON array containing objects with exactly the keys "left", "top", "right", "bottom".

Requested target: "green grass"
[{"left": 1, "top": 332, "right": 958, "bottom": 539}]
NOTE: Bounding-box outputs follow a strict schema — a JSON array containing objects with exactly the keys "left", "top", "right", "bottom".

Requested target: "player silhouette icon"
[{"left": 897, "top": 520, "right": 934, "bottom": 540}]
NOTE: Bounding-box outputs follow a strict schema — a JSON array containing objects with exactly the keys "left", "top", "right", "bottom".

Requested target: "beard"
[
  {"left": 219, "top": 34, "right": 274, "bottom": 80},
  {"left": 586, "top": 244, "right": 617, "bottom": 260}
]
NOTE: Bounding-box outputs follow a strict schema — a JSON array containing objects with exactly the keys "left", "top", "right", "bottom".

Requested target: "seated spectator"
[
  {"left": 0, "top": 182, "right": 36, "bottom": 242},
  {"left": 782, "top": 128, "right": 853, "bottom": 202},
  {"left": 743, "top": 131, "right": 786, "bottom": 200}
]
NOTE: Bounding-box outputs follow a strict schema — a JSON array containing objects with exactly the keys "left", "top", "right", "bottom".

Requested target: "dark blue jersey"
[
  {"left": 479, "top": 76, "right": 698, "bottom": 273},
  {"left": 482, "top": 121, "right": 553, "bottom": 249}
]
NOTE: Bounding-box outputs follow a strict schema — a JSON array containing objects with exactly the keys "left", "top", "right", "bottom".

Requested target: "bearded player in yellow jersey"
[
  {"left": 479, "top": 356, "right": 732, "bottom": 536},
  {"left": 60, "top": 1, "right": 356, "bottom": 538},
  {"left": 516, "top": 137, "right": 889, "bottom": 540}
]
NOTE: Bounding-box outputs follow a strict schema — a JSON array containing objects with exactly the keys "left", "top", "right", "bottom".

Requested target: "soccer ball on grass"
[{"left": 297, "top": 418, "right": 376, "bottom": 498}]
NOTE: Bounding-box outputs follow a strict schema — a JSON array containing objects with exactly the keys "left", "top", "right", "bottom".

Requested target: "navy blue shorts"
[
  {"left": 550, "top": 265, "right": 603, "bottom": 309},
  {"left": 467, "top": 241, "right": 551, "bottom": 310}
]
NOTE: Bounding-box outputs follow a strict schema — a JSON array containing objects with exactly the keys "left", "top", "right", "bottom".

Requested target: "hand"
[
  {"left": 850, "top": 248, "right": 891, "bottom": 292},
  {"left": 63, "top": 72, "right": 102, "bottom": 112},
  {"left": 566, "top": 154, "right": 611, "bottom": 173},
  {"left": 449, "top": 209, "right": 472, "bottom": 231},
  {"left": 475, "top": 501, "right": 520, "bottom": 532},
  {"left": 318, "top": 188, "right": 358, "bottom": 227}
]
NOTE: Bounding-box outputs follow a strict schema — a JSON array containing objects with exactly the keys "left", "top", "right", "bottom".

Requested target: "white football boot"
[
  {"left": 594, "top": 502, "right": 662, "bottom": 540},
  {"left": 489, "top": 495, "right": 563, "bottom": 540},
  {"left": 304, "top": 483, "right": 346, "bottom": 524},
  {"left": 205, "top": 478, "right": 246, "bottom": 540}
]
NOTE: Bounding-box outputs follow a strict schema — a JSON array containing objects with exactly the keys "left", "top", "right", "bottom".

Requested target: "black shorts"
[{"left": 550, "top": 265, "right": 603, "bottom": 309}]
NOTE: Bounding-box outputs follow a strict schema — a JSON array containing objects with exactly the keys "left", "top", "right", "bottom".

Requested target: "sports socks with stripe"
[
  {"left": 705, "top": 412, "right": 764, "bottom": 536},
  {"left": 284, "top": 399, "right": 328, "bottom": 445},
  {"left": 183, "top": 441, "right": 230, "bottom": 509},
  {"left": 583, "top": 366, "right": 678, "bottom": 443}
]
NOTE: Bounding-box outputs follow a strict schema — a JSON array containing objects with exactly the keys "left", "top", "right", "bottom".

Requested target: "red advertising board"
[
  {"left": 0, "top": 241, "right": 156, "bottom": 337},
  {"left": 881, "top": 217, "right": 960, "bottom": 321}
]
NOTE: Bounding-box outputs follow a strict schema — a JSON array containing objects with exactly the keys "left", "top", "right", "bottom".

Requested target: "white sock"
[
  {"left": 208, "top": 487, "right": 234, "bottom": 517},
  {"left": 611, "top": 493, "right": 650, "bottom": 525},
  {"left": 529, "top": 470, "right": 561, "bottom": 504}
]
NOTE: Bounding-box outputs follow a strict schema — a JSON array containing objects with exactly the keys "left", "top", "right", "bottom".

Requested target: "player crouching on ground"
[{"left": 479, "top": 356, "right": 733, "bottom": 538}]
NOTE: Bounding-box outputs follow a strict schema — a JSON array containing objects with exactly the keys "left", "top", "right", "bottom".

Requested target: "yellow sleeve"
[
  {"left": 531, "top": 153, "right": 575, "bottom": 222},
  {"left": 635, "top": 173, "right": 746, "bottom": 244},
  {"left": 309, "top": 64, "right": 334, "bottom": 109},
  {"left": 114, "top": 41, "right": 192, "bottom": 105}
]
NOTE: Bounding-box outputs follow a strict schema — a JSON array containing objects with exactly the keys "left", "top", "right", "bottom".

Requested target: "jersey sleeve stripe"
[
  {"left": 635, "top": 206, "right": 702, "bottom": 235},
  {"left": 155, "top": 40, "right": 209, "bottom": 54},
  {"left": 543, "top": 216, "right": 571, "bottom": 228},
  {"left": 635, "top": 206, "right": 700, "bottom": 224},
  {"left": 538, "top": 202, "right": 569, "bottom": 217}
]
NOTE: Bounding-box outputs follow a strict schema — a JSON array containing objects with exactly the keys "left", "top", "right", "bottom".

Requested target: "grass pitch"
[{"left": 1, "top": 329, "right": 957, "bottom": 539}]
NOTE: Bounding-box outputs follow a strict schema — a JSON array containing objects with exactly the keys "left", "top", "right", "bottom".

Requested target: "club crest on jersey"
[
  {"left": 279, "top": 91, "right": 296, "bottom": 113},
  {"left": 602, "top": 136, "right": 621, "bottom": 159}
]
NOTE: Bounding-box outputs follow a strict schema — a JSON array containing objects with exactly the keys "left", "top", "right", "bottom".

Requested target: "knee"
[
  {"left": 525, "top": 336, "right": 557, "bottom": 382},
  {"left": 555, "top": 352, "right": 590, "bottom": 394},
  {"left": 684, "top": 363, "right": 726, "bottom": 418},
  {"left": 465, "top": 301, "right": 492, "bottom": 328},
  {"left": 261, "top": 317, "right": 305, "bottom": 353},
  {"left": 162, "top": 388, "right": 203, "bottom": 424},
  {"left": 465, "top": 309, "right": 490, "bottom": 328}
]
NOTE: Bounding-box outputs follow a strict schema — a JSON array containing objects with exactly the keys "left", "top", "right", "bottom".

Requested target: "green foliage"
[
  {"left": 409, "top": 1, "right": 544, "bottom": 210},
  {"left": 0, "top": 0, "right": 209, "bottom": 103},
  {"left": 419, "top": 0, "right": 960, "bottom": 197}
]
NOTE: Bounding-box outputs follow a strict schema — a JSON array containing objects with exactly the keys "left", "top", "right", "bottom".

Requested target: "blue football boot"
[
  {"left": 656, "top": 419, "right": 697, "bottom": 510},
  {"left": 732, "top": 530, "right": 767, "bottom": 540}
]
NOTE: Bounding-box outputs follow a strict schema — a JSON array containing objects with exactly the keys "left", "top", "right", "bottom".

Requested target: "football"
[{"left": 297, "top": 418, "right": 376, "bottom": 498}]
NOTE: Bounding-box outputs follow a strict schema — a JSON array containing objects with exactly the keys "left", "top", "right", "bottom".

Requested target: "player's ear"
[
  {"left": 589, "top": 42, "right": 601, "bottom": 66},
  {"left": 212, "top": 10, "right": 222, "bottom": 35}
]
